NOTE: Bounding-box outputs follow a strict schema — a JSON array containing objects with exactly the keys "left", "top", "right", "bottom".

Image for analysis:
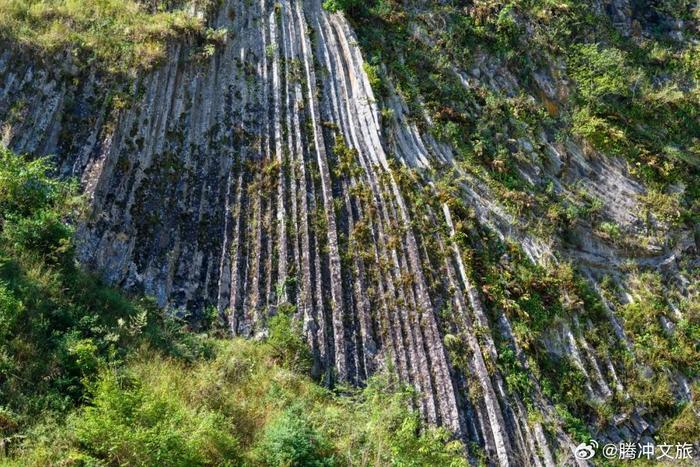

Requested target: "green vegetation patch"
[
  {"left": 0, "top": 0, "right": 221, "bottom": 75},
  {"left": 334, "top": 0, "right": 699, "bottom": 235},
  {"left": 0, "top": 145, "right": 466, "bottom": 466}
]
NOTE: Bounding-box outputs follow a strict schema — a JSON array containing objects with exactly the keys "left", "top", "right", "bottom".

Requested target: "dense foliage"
[{"left": 0, "top": 145, "right": 466, "bottom": 465}]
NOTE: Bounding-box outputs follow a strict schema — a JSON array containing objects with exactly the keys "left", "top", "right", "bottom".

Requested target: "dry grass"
[{"left": 0, "top": 0, "right": 206, "bottom": 74}]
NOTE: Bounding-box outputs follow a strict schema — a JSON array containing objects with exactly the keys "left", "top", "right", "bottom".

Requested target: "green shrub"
[
  {"left": 255, "top": 405, "right": 334, "bottom": 467},
  {"left": 267, "top": 304, "right": 311, "bottom": 372},
  {"left": 497, "top": 345, "right": 533, "bottom": 402},
  {"left": 568, "top": 44, "right": 635, "bottom": 103},
  {"left": 628, "top": 375, "right": 677, "bottom": 416},
  {"left": 571, "top": 107, "right": 627, "bottom": 155},
  {"left": 597, "top": 221, "right": 621, "bottom": 241},
  {"left": 6, "top": 336, "right": 468, "bottom": 465},
  {"left": 322, "top": 0, "right": 366, "bottom": 13},
  {"left": 2, "top": 209, "right": 73, "bottom": 262},
  {"left": 363, "top": 62, "right": 382, "bottom": 93},
  {"left": 0, "top": 146, "right": 73, "bottom": 218},
  {"left": 620, "top": 272, "right": 700, "bottom": 379}
]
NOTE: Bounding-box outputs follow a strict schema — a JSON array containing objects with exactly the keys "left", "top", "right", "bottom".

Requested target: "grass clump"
[{"left": 70, "top": 369, "right": 240, "bottom": 466}]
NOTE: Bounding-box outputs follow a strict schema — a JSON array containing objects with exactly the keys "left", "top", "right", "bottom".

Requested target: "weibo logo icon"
[{"left": 574, "top": 440, "right": 599, "bottom": 460}]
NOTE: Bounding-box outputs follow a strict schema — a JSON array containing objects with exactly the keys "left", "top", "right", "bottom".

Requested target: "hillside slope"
[
  {"left": 1, "top": 0, "right": 698, "bottom": 464},
  {"left": 0, "top": 145, "right": 465, "bottom": 466}
]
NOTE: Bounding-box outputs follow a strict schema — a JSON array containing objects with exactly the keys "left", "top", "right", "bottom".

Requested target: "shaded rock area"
[{"left": 1, "top": 0, "right": 697, "bottom": 465}]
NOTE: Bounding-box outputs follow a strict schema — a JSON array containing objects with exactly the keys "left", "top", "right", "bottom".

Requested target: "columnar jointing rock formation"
[{"left": 1, "top": 0, "right": 697, "bottom": 465}]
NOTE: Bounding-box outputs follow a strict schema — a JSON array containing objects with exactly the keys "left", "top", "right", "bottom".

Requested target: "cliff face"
[{"left": 1, "top": 0, "right": 698, "bottom": 464}]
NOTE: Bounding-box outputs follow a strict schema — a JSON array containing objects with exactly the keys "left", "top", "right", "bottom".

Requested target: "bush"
[
  {"left": 267, "top": 304, "right": 311, "bottom": 372},
  {"left": 571, "top": 107, "right": 627, "bottom": 155},
  {"left": 568, "top": 44, "right": 635, "bottom": 103},
  {"left": 0, "top": 146, "right": 73, "bottom": 218},
  {"left": 255, "top": 405, "right": 334, "bottom": 467},
  {"left": 659, "top": 384, "right": 700, "bottom": 444},
  {"left": 322, "top": 0, "right": 366, "bottom": 13},
  {"left": 2, "top": 209, "right": 74, "bottom": 262}
]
